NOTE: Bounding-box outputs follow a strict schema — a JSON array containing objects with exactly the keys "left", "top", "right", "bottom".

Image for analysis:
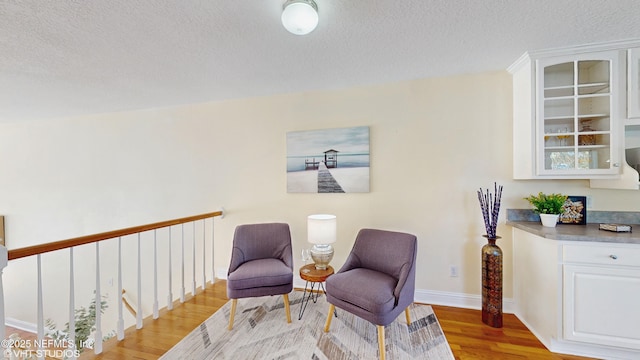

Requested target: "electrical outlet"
[{"left": 449, "top": 265, "right": 459, "bottom": 277}]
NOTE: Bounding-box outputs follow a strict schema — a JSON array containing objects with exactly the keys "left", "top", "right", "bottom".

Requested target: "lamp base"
[{"left": 310, "top": 244, "right": 334, "bottom": 270}]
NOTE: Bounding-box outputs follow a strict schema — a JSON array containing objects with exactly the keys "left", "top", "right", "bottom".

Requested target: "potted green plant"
[{"left": 523, "top": 192, "right": 568, "bottom": 227}]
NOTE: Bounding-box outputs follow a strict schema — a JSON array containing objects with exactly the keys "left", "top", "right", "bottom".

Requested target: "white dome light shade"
[{"left": 281, "top": 0, "right": 318, "bottom": 35}]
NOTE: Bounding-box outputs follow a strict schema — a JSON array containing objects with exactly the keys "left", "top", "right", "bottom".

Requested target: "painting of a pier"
[{"left": 287, "top": 126, "right": 370, "bottom": 193}]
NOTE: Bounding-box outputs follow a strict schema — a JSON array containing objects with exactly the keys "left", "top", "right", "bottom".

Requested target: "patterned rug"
[{"left": 160, "top": 292, "right": 454, "bottom": 360}]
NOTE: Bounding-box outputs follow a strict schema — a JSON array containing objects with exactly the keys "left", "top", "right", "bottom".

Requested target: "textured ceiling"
[{"left": 1, "top": 0, "right": 640, "bottom": 122}]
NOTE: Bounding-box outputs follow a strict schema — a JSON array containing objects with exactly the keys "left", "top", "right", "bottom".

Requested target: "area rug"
[{"left": 160, "top": 292, "right": 454, "bottom": 360}]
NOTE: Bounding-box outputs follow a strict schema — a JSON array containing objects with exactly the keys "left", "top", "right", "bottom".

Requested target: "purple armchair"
[
  {"left": 226, "top": 223, "right": 293, "bottom": 330},
  {"left": 324, "top": 228, "right": 417, "bottom": 360}
]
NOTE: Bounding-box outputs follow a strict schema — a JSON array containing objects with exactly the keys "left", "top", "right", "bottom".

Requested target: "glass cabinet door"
[{"left": 537, "top": 53, "right": 620, "bottom": 175}]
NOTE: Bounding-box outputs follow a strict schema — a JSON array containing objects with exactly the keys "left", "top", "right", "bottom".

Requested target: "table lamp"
[{"left": 307, "top": 214, "right": 336, "bottom": 270}]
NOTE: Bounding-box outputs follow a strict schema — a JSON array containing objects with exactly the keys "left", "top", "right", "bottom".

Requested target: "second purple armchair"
[{"left": 324, "top": 228, "right": 417, "bottom": 360}]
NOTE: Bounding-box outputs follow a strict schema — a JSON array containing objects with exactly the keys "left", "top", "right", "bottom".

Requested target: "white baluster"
[
  {"left": 117, "top": 237, "right": 124, "bottom": 340},
  {"left": 167, "top": 227, "right": 173, "bottom": 310},
  {"left": 94, "top": 243, "right": 103, "bottom": 354},
  {"left": 0, "top": 246, "right": 7, "bottom": 347},
  {"left": 153, "top": 230, "right": 159, "bottom": 319},
  {"left": 136, "top": 233, "right": 143, "bottom": 329},
  {"left": 180, "top": 224, "right": 185, "bottom": 303},
  {"left": 202, "top": 220, "right": 206, "bottom": 288},
  {"left": 211, "top": 218, "right": 215, "bottom": 284},
  {"left": 192, "top": 222, "right": 196, "bottom": 295},
  {"left": 37, "top": 254, "right": 44, "bottom": 359},
  {"left": 68, "top": 248, "right": 76, "bottom": 359}
]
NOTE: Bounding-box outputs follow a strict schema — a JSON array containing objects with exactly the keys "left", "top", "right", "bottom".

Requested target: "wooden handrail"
[
  {"left": 122, "top": 289, "right": 137, "bottom": 317},
  {"left": 7, "top": 211, "right": 223, "bottom": 261}
]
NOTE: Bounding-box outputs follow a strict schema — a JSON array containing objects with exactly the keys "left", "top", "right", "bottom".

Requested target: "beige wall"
[{"left": 2, "top": 70, "right": 640, "bottom": 330}]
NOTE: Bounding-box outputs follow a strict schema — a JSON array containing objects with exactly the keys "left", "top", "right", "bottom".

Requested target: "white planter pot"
[{"left": 539, "top": 213, "right": 559, "bottom": 227}]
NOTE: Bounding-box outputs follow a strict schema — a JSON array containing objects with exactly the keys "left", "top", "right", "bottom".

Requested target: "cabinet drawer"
[{"left": 563, "top": 244, "right": 640, "bottom": 266}]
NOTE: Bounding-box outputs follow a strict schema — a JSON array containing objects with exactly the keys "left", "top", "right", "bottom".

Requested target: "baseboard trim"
[
  {"left": 550, "top": 338, "right": 640, "bottom": 360},
  {"left": 5, "top": 317, "right": 37, "bottom": 334},
  {"left": 415, "top": 289, "right": 516, "bottom": 314}
]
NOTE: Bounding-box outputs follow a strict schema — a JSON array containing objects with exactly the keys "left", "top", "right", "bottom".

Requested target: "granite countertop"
[
  {"left": 506, "top": 209, "right": 640, "bottom": 244},
  {"left": 507, "top": 221, "right": 640, "bottom": 244}
]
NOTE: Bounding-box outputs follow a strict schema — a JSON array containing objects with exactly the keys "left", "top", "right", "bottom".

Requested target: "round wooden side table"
[{"left": 298, "top": 264, "right": 334, "bottom": 320}]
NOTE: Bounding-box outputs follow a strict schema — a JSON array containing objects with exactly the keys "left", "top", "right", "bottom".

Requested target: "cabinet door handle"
[{"left": 609, "top": 254, "right": 618, "bottom": 260}]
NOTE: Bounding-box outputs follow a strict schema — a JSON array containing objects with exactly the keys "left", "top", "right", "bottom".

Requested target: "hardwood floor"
[
  {"left": 431, "top": 306, "right": 595, "bottom": 360},
  {"left": 6, "top": 280, "right": 596, "bottom": 359}
]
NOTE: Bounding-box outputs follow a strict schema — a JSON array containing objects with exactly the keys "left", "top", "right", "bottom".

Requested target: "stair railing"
[{"left": 0, "top": 210, "right": 223, "bottom": 359}]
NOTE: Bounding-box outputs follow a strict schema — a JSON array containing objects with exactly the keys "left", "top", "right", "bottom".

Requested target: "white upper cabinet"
[
  {"left": 536, "top": 51, "right": 624, "bottom": 177},
  {"left": 629, "top": 48, "right": 640, "bottom": 121},
  {"left": 509, "top": 40, "right": 640, "bottom": 183}
]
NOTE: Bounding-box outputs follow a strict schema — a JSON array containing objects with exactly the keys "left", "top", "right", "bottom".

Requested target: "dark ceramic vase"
[{"left": 481, "top": 236, "right": 503, "bottom": 328}]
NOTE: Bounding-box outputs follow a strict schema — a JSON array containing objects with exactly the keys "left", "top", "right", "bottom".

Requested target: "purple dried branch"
[
  {"left": 477, "top": 190, "right": 491, "bottom": 235},
  {"left": 477, "top": 182, "right": 503, "bottom": 239}
]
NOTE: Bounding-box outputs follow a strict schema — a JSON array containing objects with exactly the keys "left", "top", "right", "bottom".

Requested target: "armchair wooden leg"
[
  {"left": 377, "top": 325, "right": 385, "bottom": 360},
  {"left": 228, "top": 299, "right": 237, "bottom": 330},
  {"left": 283, "top": 294, "right": 292, "bottom": 323},
  {"left": 405, "top": 307, "right": 411, "bottom": 325},
  {"left": 324, "top": 304, "right": 335, "bottom": 332}
]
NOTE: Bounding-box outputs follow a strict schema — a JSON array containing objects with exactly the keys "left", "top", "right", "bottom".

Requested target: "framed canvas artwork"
[{"left": 286, "top": 126, "right": 370, "bottom": 193}]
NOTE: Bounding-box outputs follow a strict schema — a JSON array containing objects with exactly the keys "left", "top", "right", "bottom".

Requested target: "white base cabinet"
[
  {"left": 563, "top": 264, "right": 640, "bottom": 350},
  {"left": 513, "top": 228, "right": 640, "bottom": 359}
]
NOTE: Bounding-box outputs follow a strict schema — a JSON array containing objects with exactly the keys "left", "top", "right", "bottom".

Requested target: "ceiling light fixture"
[{"left": 281, "top": 0, "right": 318, "bottom": 35}]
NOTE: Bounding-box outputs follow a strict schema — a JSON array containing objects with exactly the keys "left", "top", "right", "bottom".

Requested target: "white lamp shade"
[
  {"left": 281, "top": 0, "right": 318, "bottom": 35},
  {"left": 307, "top": 214, "right": 336, "bottom": 244}
]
